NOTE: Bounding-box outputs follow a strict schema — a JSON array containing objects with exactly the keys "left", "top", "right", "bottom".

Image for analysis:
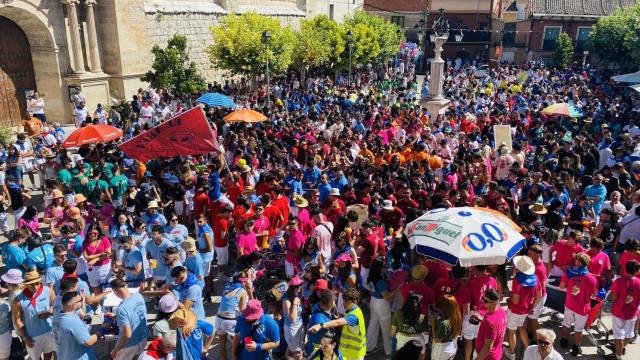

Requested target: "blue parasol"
[{"left": 196, "top": 92, "right": 236, "bottom": 109}]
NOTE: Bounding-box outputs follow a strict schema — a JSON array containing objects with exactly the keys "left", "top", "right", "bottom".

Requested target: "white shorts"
[
  {"left": 215, "top": 316, "right": 237, "bottom": 337},
  {"left": 431, "top": 340, "right": 457, "bottom": 360},
  {"left": 507, "top": 310, "right": 528, "bottom": 330},
  {"left": 285, "top": 260, "right": 297, "bottom": 278},
  {"left": 26, "top": 332, "right": 55, "bottom": 359},
  {"left": 115, "top": 340, "right": 147, "bottom": 360},
  {"left": 462, "top": 314, "right": 480, "bottom": 340},
  {"left": 202, "top": 260, "right": 212, "bottom": 278},
  {"left": 87, "top": 263, "right": 112, "bottom": 288},
  {"left": 562, "top": 307, "right": 588, "bottom": 332},
  {"left": 528, "top": 294, "right": 547, "bottom": 319},
  {"left": 0, "top": 331, "right": 11, "bottom": 358},
  {"left": 613, "top": 316, "right": 637, "bottom": 340},
  {"left": 215, "top": 246, "right": 229, "bottom": 266},
  {"left": 174, "top": 201, "right": 185, "bottom": 216}
]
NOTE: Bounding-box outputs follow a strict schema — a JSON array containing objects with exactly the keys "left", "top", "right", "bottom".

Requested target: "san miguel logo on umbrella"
[{"left": 406, "top": 220, "right": 462, "bottom": 245}]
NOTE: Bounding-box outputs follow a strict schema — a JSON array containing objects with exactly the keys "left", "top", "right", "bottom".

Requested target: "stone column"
[
  {"left": 61, "top": 0, "right": 86, "bottom": 73},
  {"left": 85, "top": 0, "right": 102, "bottom": 72},
  {"left": 428, "top": 36, "right": 448, "bottom": 100}
]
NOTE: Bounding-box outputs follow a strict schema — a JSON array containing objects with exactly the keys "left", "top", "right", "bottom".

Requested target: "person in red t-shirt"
[
  {"left": 424, "top": 258, "right": 450, "bottom": 287},
  {"left": 400, "top": 264, "right": 435, "bottom": 315},
  {"left": 618, "top": 239, "right": 640, "bottom": 277},
  {"left": 377, "top": 200, "right": 403, "bottom": 231},
  {"left": 505, "top": 256, "right": 542, "bottom": 359},
  {"left": 261, "top": 193, "right": 284, "bottom": 241},
  {"left": 356, "top": 220, "right": 381, "bottom": 285},
  {"left": 271, "top": 184, "right": 290, "bottom": 231},
  {"left": 434, "top": 265, "right": 471, "bottom": 317},
  {"left": 559, "top": 253, "right": 598, "bottom": 356},
  {"left": 464, "top": 265, "right": 498, "bottom": 360},
  {"left": 526, "top": 244, "right": 548, "bottom": 336},
  {"left": 322, "top": 188, "right": 346, "bottom": 226},
  {"left": 550, "top": 231, "right": 585, "bottom": 277},
  {"left": 610, "top": 260, "right": 640, "bottom": 358},
  {"left": 475, "top": 289, "right": 507, "bottom": 360},
  {"left": 193, "top": 184, "right": 210, "bottom": 231},
  {"left": 139, "top": 330, "right": 177, "bottom": 360},
  {"left": 212, "top": 206, "right": 231, "bottom": 272}
]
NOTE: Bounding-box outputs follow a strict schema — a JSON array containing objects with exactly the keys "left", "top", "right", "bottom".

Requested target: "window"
[
  {"left": 576, "top": 27, "right": 592, "bottom": 51},
  {"left": 329, "top": 4, "right": 334, "bottom": 20},
  {"left": 542, "top": 26, "right": 561, "bottom": 51},
  {"left": 390, "top": 16, "right": 405, "bottom": 28},
  {"left": 502, "top": 23, "right": 516, "bottom": 47}
]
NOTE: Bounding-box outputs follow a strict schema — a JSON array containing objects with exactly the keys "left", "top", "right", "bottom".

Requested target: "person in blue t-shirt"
[
  {"left": 170, "top": 266, "right": 206, "bottom": 321},
  {"left": 117, "top": 236, "right": 145, "bottom": 287},
  {"left": 45, "top": 244, "right": 67, "bottom": 293},
  {"left": 55, "top": 292, "right": 98, "bottom": 360},
  {"left": 146, "top": 225, "right": 173, "bottom": 287},
  {"left": 2, "top": 230, "right": 30, "bottom": 272},
  {"left": 233, "top": 299, "right": 280, "bottom": 360},
  {"left": 110, "top": 278, "right": 148, "bottom": 360},
  {"left": 170, "top": 308, "right": 214, "bottom": 360},
  {"left": 305, "top": 290, "right": 338, "bottom": 356}
]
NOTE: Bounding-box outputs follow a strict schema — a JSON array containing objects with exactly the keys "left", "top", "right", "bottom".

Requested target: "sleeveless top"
[{"left": 218, "top": 282, "right": 245, "bottom": 318}]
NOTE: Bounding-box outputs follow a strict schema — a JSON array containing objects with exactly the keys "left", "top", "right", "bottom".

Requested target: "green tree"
[
  {"left": 336, "top": 23, "right": 381, "bottom": 70},
  {"left": 292, "top": 17, "right": 333, "bottom": 81},
  {"left": 141, "top": 35, "right": 206, "bottom": 95},
  {"left": 208, "top": 12, "right": 296, "bottom": 77},
  {"left": 588, "top": 3, "right": 640, "bottom": 66},
  {"left": 346, "top": 11, "right": 403, "bottom": 64},
  {"left": 553, "top": 32, "right": 574, "bottom": 70}
]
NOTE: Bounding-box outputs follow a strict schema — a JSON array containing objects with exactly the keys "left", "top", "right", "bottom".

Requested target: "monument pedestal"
[{"left": 421, "top": 97, "right": 450, "bottom": 116}]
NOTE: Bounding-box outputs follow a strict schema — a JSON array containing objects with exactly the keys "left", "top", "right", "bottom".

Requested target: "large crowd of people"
[{"left": 1, "top": 54, "right": 640, "bottom": 360}]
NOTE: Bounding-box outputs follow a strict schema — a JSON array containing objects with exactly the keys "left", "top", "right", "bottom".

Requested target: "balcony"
[{"left": 542, "top": 39, "right": 556, "bottom": 51}]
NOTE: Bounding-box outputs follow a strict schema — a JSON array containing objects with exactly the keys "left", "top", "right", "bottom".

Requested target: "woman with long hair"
[
  {"left": 81, "top": 223, "right": 112, "bottom": 296},
  {"left": 332, "top": 253, "right": 357, "bottom": 314},
  {"left": 308, "top": 331, "right": 344, "bottom": 360},
  {"left": 331, "top": 232, "right": 359, "bottom": 273},
  {"left": 366, "top": 257, "right": 393, "bottom": 358},
  {"left": 282, "top": 276, "right": 305, "bottom": 359},
  {"left": 429, "top": 295, "right": 462, "bottom": 360},
  {"left": 392, "top": 292, "right": 429, "bottom": 351},
  {"left": 300, "top": 237, "right": 325, "bottom": 275},
  {"left": 42, "top": 188, "right": 67, "bottom": 224}
]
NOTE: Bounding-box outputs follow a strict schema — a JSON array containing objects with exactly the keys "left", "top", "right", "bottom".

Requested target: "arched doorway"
[{"left": 0, "top": 16, "right": 37, "bottom": 126}]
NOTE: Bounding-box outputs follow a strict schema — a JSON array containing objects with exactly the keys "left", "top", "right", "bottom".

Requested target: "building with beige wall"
[{"left": 0, "top": 0, "right": 322, "bottom": 127}]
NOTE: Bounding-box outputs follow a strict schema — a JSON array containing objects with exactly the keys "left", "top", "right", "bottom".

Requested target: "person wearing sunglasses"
[{"left": 523, "top": 328, "right": 562, "bottom": 360}]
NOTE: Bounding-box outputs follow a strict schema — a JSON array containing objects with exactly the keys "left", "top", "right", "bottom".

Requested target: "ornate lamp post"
[
  {"left": 262, "top": 30, "right": 271, "bottom": 108},
  {"left": 347, "top": 29, "right": 353, "bottom": 86},
  {"left": 421, "top": 9, "right": 463, "bottom": 115},
  {"left": 582, "top": 50, "right": 589, "bottom": 70}
]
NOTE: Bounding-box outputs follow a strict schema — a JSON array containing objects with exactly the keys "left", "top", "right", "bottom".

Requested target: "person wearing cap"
[
  {"left": 170, "top": 266, "right": 206, "bottom": 322},
  {"left": 0, "top": 269, "right": 23, "bottom": 359},
  {"left": 504, "top": 256, "right": 542, "bottom": 360},
  {"left": 12, "top": 270, "right": 56, "bottom": 360},
  {"left": 322, "top": 188, "right": 346, "bottom": 226},
  {"left": 400, "top": 264, "right": 435, "bottom": 316},
  {"left": 55, "top": 291, "right": 99, "bottom": 360},
  {"left": 526, "top": 244, "right": 547, "bottom": 336},
  {"left": 463, "top": 265, "right": 498, "bottom": 360},
  {"left": 216, "top": 272, "right": 250, "bottom": 360},
  {"left": 308, "top": 287, "right": 366, "bottom": 360},
  {"left": 559, "top": 252, "right": 598, "bottom": 356},
  {"left": 139, "top": 330, "right": 177, "bottom": 360},
  {"left": 474, "top": 289, "right": 507, "bottom": 360},
  {"left": 181, "top": 238, "right": 205, "bottom": 290},
  {"left": 146, "top": 225, "right": 173, "bottom": 288},
  {"left": 378, "top": 199, "right": 404, "bottom": 231},
  {"left": 232, "top": 299, "right": 280, "bottom": 360},
  {"left": 610, "top": 260, "right": 640, "bottom": 359},
  {"left": 109, "top": 278, "right": 148, "bottom": 360},
  {"left": 333, "top": 253, "right": 358, "bottom": 314}
]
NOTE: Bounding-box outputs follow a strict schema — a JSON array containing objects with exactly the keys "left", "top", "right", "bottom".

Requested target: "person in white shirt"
[
  {"left": 139, "top": 100, "right": 155, "bottom": 127},
  {"left": 94, "top": 104, "right": 108, "bottom": 124},
  {"left": 523, "top": 328, "right": 563, "bottom": 360},
  {"left": 27, "top": 92, "right": 46, "bottom": 122},
  {"left": 73, "top": 101, "right": 88, "bottom": 128}
]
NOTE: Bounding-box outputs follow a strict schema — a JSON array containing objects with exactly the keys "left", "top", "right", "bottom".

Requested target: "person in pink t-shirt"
[
  {"left": 584, "top": 238, "right": 612, "bottom": 288},
  {"left": 433, "top": 265, "right": 471, "bottom": 317},
  {"left": 464, "top": 265, "right": 498, "bottom": 360},
  {"left": 610, "top": 260, "right": 640, "bottom": 359},
  {"left": 505, "top": 256, "right": 542, "bottom": 359},
  {"left": 475, "top": 289, "right": 507, "bottom": 360},
  {"left": 618, "top": 239, "right": 640, "bottom": 277},
  {"left": 236, "top": 219, "right": 258, "bottom": 257},
  {"left": 550, "top": 231, "right": 585, "bottom": 277},
  {"left": 526, "top": 245, "right": 548, "bottom": 336},
  {"left": 559, "top": 253, "right": 598, "bottom": 356},
  {"left": 284, "top": 218, "right": 306, "bottom": 277}
]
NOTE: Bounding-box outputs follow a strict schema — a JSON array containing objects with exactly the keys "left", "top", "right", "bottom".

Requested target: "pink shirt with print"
[
  {"left": 475, "top": 307, "right": 507, "bottom": 360},
  {"left": 561, "top": 271, "right": 598, "bottom": 315},
  {"left": 611, "top": 276, "right": 640, "bottom": 320}
]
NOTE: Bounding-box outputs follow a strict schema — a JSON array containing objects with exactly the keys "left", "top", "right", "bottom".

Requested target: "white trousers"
[{"left": 366, "top": 297, "right": 392, "bottom": 355}]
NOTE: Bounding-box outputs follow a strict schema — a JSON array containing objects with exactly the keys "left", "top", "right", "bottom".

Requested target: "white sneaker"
[{"left": 503, "top": 346, "right": 515, "bottom": 360}]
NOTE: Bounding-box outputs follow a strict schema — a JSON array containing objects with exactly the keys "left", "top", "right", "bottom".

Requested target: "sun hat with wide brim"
[
  {"left": 74, "top": 194, "right": 87, "bottom": 203},
  {"left": 330, "top": 188, "right": 341, "bottom": 196},
  {"left": 66, "top": 207, "right": 82, "bottom": 220},
  {"left": 335, "top": 253, "right": 353, "bottom": 263},
  {"left": 242, "top": 299, "right": 264, "bottom": 322},
  {"left": 146, "top": 200, "right": 160, "bottom": 210},
  {"left": 51, "top": 189, "right": 64, "bottom": 199},
  {"left": 411, "top": 264, "right": 429, "bottom": 281},
  {"left": 529, "top": 203, "right": 547, "bottom": 215},
  {"left": 1, "top": 269, "right": 24, "bottom": 285},
  {"left": 22, "top": 270, "right": 41, "bottom": 285},
  {"left": 382, "top": 199, "right": 394, "bottom": 210},
  {"left": 157, "top": 294, "right": 179, "bottom": 313},
  {"left": 513, "top": 255, "right": 535, "bottom": 275},
  {"left": 169, "top": 308, "right": 197, "bottom": 330},
  {"left": 293, "top": 195, "right": 308, "bottom": 208}
]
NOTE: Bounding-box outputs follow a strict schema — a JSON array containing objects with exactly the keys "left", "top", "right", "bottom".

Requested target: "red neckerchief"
[
  {"left": 144, "top": 338, "right": 166, "bottom": 359},
  {"left": 62, "top": 273, "right": 78, "bottom": 280},
  {"left": 22, "top": 285, "right": 44, "bottom": 307}
]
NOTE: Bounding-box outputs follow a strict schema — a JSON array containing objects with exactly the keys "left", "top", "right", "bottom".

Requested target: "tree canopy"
[
  {"left": 141, "top": 35, "right": 206, "bottom": 95},
  {"left": 588, "top": 3, "right": 640, "bottom": 66},
  {"left": 553, "top": 32, "right": 574, "bottom": 70}
]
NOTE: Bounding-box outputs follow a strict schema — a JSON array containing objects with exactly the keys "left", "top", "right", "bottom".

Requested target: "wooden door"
[{"left": 0, "top": 16, "right": 37, "bottom": 126}]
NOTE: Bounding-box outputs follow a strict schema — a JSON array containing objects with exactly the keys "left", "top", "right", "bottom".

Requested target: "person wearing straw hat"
[
  {"left": 141, "top": 200, "right": 167, "bottom": 229},
  {"left": 504, "top": 256, "right": 542, "bottom": 360},
  {"left": 170, "top": 308, "right": 214, "bottom": 360},
  {"left": 232, "top": 299, "right": 280, "bottom": 360},
  {"left": 12, "top": 270, "right": 56, "bottom": 360}
]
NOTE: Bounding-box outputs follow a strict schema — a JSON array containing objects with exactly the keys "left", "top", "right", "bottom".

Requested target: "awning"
[{"left": 612, "top": 71, "right": 640, "bottom": 83}]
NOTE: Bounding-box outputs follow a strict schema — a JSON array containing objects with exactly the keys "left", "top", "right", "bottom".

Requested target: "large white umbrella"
[{"left": 404, "top": 207, "right": 526, "bottom": 267}]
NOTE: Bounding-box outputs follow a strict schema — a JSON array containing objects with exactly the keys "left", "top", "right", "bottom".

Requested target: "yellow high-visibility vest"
[{"left": 339, "top": 305, "right": 366, "bottom": 360}]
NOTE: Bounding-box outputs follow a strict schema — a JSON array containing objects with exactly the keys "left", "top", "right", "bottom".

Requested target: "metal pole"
[
  {"left": 266, "top": 51, "right": 270, "bottom": 108},
  {"left": 348, "top": 42, "right": 352, "bottom": 86}
]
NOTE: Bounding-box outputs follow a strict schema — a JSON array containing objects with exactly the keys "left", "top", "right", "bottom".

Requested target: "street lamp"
[
  {"left": 347, "top": 29, "right": 353, "bottom": 86},
  {"left": 582, "top": 50, "right": 589, "bottom": 69},
  {"left": 395, "top": 28, "right": 401, "bottom": 68},
  {"left": 262, "top": 30, "right": 272, "bottom": 108},
  {"left": 426, "top": 8, "right": 456, "bottom": 101},
  {"left": 415, "top": 9, "right": 430, "bottom": 73}
]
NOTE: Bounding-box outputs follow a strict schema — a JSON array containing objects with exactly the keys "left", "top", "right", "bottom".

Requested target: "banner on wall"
[{"left": 119, "top": 108, "right": 219, "bottom": 162}]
